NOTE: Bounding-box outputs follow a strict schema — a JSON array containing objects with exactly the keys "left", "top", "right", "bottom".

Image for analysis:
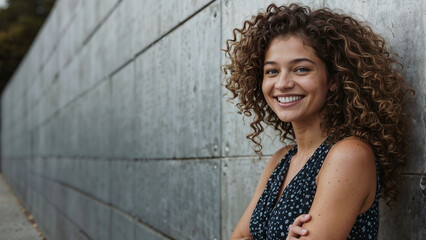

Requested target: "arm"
[
  {"left": 299, "top": 137, "right": 377, "bottom": 240},
  {"left": 230, "top": 146, "right": 293, "bottom": 240}
]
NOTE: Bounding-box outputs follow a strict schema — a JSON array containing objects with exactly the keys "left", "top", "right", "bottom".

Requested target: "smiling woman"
[
  {"left": 223, "top": 3, "right": 412, "bottom": 240},
  {"left": 262, "top": 36, "right": 329, "bottom": 125}
]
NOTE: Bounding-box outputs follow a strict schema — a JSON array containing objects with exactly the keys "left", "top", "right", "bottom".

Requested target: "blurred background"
[
  {"left": 0, "top": 0, "right": 424, "bottom": 239},
  {"left": 0, "top": 0, "right": 55, "bottom": 93}
]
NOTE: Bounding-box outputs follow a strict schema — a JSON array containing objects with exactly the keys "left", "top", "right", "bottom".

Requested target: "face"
[{"left": 262, "top": 35, "right": 330, "bottom": 125}]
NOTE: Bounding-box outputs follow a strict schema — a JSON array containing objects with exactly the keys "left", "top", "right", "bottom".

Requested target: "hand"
[{"left": 286, "top": 214, "right": 311, "bottom": 240}]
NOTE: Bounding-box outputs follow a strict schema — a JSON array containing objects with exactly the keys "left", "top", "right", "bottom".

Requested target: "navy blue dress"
[{"left": 249, "top": 140, "right": 380, "bottom": 239}]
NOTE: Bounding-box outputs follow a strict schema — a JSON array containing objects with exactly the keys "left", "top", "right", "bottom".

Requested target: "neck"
[{"left": 292, "top": 117, "right": 328, "bottom": 156}]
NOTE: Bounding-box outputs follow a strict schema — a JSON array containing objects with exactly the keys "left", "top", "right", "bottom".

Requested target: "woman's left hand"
[{"left": 286, "top": 214, "right": 311, "bottom": 240}]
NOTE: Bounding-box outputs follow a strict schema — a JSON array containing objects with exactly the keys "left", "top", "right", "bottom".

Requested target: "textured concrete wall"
[{"left": 1, "top": 0, "right": 424, "bottom": 239}]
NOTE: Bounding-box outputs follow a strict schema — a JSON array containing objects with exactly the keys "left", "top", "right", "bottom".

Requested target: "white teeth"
[{"left": 277, "top": 96, "right": 303, "bottom": 103}]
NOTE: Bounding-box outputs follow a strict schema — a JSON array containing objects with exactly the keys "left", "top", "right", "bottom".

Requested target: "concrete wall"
[{"left": 1, "top": 0, "right": 424, "bottom": 239}]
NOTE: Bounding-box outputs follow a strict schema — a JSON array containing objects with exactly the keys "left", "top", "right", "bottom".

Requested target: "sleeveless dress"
[{"left": 249, "top": 140, "right": 380, "bottom": 239}]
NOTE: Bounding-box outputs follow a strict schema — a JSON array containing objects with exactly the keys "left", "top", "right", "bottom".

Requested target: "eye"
[
  {"left": 265, "top": 69, "right": 279, "bottom": 75},
  {"left": 294, "top": 67, "right": 310, "bottom": 73}
]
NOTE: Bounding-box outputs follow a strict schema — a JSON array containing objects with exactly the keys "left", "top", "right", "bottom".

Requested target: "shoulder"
[
  {"left": 298, "top": 138, "right": 378, "bottom": 239},
  {"left": 317, "top": 136, "right": 376, "bottom": 198},
  {"left": 326, "top": 136, "right": 375, "bottom": 167}
]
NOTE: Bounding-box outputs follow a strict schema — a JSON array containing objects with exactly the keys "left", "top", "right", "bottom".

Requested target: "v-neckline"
[{"left": 271, "top": 140, "right": 327, "bottom": 211}]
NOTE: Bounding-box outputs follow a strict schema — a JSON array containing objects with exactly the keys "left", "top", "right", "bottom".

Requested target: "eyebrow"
[{"left": 264, "top": 58, "right": 316, "bottom": 67}]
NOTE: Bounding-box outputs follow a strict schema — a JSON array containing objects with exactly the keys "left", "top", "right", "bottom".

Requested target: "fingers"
[
  {"left": 286, "top": 214, "right": 311, "bottom": 240},
  {"left": 293, "top": 214, "right": 311, "bottom": 226},
  {"left": 288, "top": 224, "right": 308, "bottom": 236}
]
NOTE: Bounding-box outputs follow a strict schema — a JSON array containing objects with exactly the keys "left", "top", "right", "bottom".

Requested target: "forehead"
[{"left": 264, "top": 35, "right": 319, "bottom": 62}]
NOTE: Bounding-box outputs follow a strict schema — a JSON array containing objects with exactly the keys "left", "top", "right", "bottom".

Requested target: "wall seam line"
[
  {"left": 30, "top": 169, "right": 177, "bottom": 240},
  {"left": 133, "top": 0, "right": 217, "bottom": 59}
]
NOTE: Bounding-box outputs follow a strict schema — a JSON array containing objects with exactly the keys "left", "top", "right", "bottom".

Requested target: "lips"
[{"left": 276, "top": 95, "right": 304, "bottom": 104}]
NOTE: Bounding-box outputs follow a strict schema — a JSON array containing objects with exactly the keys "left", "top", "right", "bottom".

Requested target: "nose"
[{"left": 275, "top": 71, "right": 294, "bottom": 90}]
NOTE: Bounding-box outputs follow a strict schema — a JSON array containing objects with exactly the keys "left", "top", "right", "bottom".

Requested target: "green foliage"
[{"left": 0, "top": 0, "right": 55, "bottom": 93}]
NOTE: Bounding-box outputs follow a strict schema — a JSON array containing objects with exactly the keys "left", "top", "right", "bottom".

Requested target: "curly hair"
[{"left": 223, "top": 3, "right": 413, "bottom": 205}]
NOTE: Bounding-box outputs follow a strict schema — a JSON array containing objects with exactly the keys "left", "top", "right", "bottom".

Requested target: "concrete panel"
[
  {"left": 88, "top": 0, "right": 136, "bottom": 79},
  {"left": 67, "top": 194, "right": 110, "bottom": 240},
  {"left": 75, "top": 79, "right": 112, "bottom": 157},
  {"left": 110, "top": 159, "right": 221, "bottom": 240},
  {"left": 56, "top": 0, "right": 119, "bottom": 91},
  {"left": 57, "top": 21, "right": 76, "bottom": 73},
  {"left": 39, "top": 78, "right": 60, "bottom": 129},
  {"left": 20, "top": 42, "right": 40, "bottom": 89},
  {"left": 26, "top": 77, "right": 43, "bottom": 131},
  {"left": 134, "top": 2, "right": 221, "bottom": 159},
  {"left": 27, "top": 75, "right": 43, "bottom": 113},
  {"left": 221, "top": 157, "right": 268, "bottom": 240},
  {"left": 25, "top": 34, "right": 43, "bottom": 79},
  {"left": 35, "top": 187, "right": 57, "bottom": 240},
  {"left": 58, "top": 51, "right": 80, "bottom": 111},
  {"left": 221, "top": 0, "right": 322, "bottom": 157},
  {"left": 326, "top": 0, "right": 425, "bottom": 174},
  {"left": 54, "top": 0, "right": 81, "bottom": 36},
  {"left": 50, "top": 209, "right": 91, "bottom": 240},
  {"left": 37, "top": 119, "right": 52, "bottom": 157},
  {"left": 379, "top": 174, "right": 426, "bottom": 240},
  {"left": 221, "top": 101, "right": 288, "bottom": 157},
  {"left": 39, "top": 8, "right": 59, "bottom": 66},
  {"left": 78, "top": 42, "right": 97, "bottom": 98},
  {"left": 56, "top": 104, "right": 79, "bottom": 156},
  {"left": 134, "top": 222, "right": 170, "bottom": 240},
  {"left": 81, "top": 0, "right": 119, "bottom": 44},
  {"left": 57, "top": 1, "right": 84, "bottom": 71},
  {"left": 35, "top": 157, "right": 110, "bottom": 203},
  {"left": 132, "top": 0, "right": 213, "bottom": 54},
  {"left": 13, "top": 134, "right": 30, "bottom": 158},
  {"left": 8, "top": 159, "right": 28, "bottom": 205},
  {"left": 68, "top": 158, "right": 110, "bottom": 203},
  {"left": 49, "top": 113, "right": 64, "bottom": 157},
  {"left": 110, "top": 208, "right": 135, "bottom": 240},
  {"left": 31, "top": 124, "right": 42, "bottom": 156},
  {"left": 87, "top": 12, "right": 118, "bottom": 85},
  {"left": 36, "top": 174, "right": 111, "bottom": 240},
  {"left": 109, "top": 160, "right": 135, "bottom": 214},
  {"left": 29, "top": 183, "right": 90, "bottom": 240},
  {"left": 111, "top": 62, "right": 137, "bottom": 158}
]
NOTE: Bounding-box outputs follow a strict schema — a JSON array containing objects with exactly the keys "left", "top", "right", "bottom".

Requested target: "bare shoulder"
[
  {"left": 318, "top": 136, "right": 376, "bottom": 190},
  {"left": 326, "top": 136, "right": 375, "bottom": 167}
]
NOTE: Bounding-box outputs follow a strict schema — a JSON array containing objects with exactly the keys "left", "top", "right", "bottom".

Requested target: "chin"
[{"left": 276, "top": 114, "right": 295, "bottom": 123}]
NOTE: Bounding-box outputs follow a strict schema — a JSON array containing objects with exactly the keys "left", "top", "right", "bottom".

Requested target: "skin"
[{"left": 230, "top": 36, "right": 377, "bottom": 240}]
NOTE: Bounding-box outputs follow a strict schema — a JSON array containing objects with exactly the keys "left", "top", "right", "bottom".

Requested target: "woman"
[{"left": 223, "top": 3, "right": 411, "bottom": 240}]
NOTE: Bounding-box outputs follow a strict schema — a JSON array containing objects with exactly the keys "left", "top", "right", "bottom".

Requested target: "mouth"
[{"left": 276, "top": 95, "right": 305, "bottom": 104}]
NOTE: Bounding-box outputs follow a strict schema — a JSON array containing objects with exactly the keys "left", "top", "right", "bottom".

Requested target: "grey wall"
[{"left": 1, "top": 0, "right": 424, "bottom": 239}]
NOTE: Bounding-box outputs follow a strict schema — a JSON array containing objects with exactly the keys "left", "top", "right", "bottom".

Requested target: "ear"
[{"left": 329, "top": 83, "right": 337, "bottom": 91}]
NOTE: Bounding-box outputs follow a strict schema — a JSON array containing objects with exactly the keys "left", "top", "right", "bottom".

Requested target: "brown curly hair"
[{"left": 223, "top": 3, "right": 413, "bottom": 205}]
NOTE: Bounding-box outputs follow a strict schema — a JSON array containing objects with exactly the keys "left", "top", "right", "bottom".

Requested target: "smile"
[{"left": 277, "top": 96, "right": 304, "bottom": 104}]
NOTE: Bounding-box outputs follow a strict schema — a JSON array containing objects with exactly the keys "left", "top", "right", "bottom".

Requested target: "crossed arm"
[{"left": 231, "top": 137, "right": 377, "bottom": 240}]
